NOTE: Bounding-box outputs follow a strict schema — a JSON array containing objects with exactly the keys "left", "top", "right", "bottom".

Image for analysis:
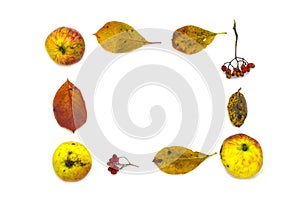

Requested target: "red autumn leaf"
[{"left": 53, "top": 79, "right": 87, "bottom": 132}]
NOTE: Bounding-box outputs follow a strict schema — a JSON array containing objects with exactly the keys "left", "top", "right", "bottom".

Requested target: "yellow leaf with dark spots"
[
  {"left": 227, "top": 88, "right": 248, "bottom": 127},
  {"left": 153, "top": 146, "right": 216, "bottom": 174},
  {"left": 94, "top": 21, "right": 160, "bottom": 53},
  {"left": 172, "top": 25, "right": 226, "bottom": 54}
]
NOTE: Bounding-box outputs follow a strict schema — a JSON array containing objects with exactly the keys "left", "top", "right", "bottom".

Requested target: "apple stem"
[
  {"left": 242, "top": 144, "right": 248, "bottom": 151},
  {"left": 58, "top": 46, "right": 66, "bottom": 55}
]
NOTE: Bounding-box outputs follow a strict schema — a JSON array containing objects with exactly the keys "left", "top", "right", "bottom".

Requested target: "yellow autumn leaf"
[
  {"left": 153, "top": 146, "right": 216, "bottom": 174},
  {"left": 172, "top": 25, "right": 226, "bottom": 54},
  {"left": 94, "top": 21, "right": 160, "bottom": 53}
]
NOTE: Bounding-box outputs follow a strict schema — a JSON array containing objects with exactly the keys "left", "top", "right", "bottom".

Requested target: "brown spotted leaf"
[
  {"left": 94, "top": 21, "right": 160, "bottom": 53},
  {"left": 53, "top": 79, "right": 87, "bottom": 132},
  {"left": 153, "top": 146, "right": 216, "bottom": 174},
  {"left": 227, "top": 88, "right": 247, "bottom": 127},
  {"left": 172, "top": 25, "right": 226, "bottom": 54}
]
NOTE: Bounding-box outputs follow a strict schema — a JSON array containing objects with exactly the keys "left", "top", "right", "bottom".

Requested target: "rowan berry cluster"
[
  {"left": 107, "top": 154, "right": 120, "bottom": 174},
  {"left": 221, "top": 57, "right": 255, "bottom": 79},
  {"left": 221, "top": 20, "right": 255, "bottom": 79},
  {"left": 107, "top": 154, "right": 138, "bottom": 175}
]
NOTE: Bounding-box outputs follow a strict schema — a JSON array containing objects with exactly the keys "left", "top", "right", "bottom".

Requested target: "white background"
[{"left": 0, "top": 0, "right": 299, "bottom": 199}]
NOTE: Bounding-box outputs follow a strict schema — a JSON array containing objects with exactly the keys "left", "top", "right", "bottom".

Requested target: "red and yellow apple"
[
  {"left": 220, "top": 133, "right": 263, "bottom": 178},
  {"left": 45, "top": 27, "right": 85, "bottom": 65}
]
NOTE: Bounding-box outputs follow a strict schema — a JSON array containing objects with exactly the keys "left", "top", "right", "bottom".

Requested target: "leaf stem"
[
  {"left": 146, "top": 41, "right": 162, "bottom": 45},
  {"left": 233, "top": 19, "right": 238, "bottom": 58},
  {"left": 216, "top": 32, "right": 227, "bottom": 35},
  {"left": 209, "top": 152, "right": 217, "bottom": 157}
]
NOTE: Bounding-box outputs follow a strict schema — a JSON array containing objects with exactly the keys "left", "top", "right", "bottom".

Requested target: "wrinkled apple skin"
[
  {"left": 45, "top": 27, "right": 85, "bottom": 65},
  {"left": 52, "top": 141, "right": 92, "bottom": 181},
  {"left": 220, "top": 133, "right": 263, "bottom": 178}
]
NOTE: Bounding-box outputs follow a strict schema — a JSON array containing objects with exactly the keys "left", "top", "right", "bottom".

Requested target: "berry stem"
[
  {"left": 118, "top": 156, "right": 139, "bottom": 169},
  {"left": 233, "top": 20, "right": 238, "bottom": 58},
  {"left": 119, "top": 163, "right": 139, "bottom": 169}
]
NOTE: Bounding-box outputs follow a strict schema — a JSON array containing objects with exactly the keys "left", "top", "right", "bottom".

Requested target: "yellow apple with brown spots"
[{"left": 220, "top": 133, "right": 263, "bottom": 178}]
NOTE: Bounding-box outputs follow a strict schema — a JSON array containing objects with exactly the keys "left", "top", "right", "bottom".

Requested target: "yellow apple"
[
  {"left": 220, "top": 133, "right": 263, "bottom": 178},
  {"left": 45, "top": 27, "right": 85, "bottom": 65},
  {"left": 52, "top": 141, "right": 92, "bottom": 182}
]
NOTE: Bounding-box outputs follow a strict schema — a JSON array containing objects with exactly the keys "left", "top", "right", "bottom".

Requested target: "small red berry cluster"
[
  {"left": 107, "top": 154, "right": 120, "bottom": 174},
  {"left": 221, "top": 57, "right": 255, "bottom": 79},
  {"left": 221, "top": 20, "right": 255, "bottom": 79},
  {"left": 107, "top": 154, "right": 139, "bottom": 175}
]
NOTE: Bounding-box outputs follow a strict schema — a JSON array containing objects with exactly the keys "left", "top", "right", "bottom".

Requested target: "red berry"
[
  {"left": 221, "top": 65, "right": 227, "bottom": 72},
  {"left": 232, "top": 70, "right": 237, "bottom": 76},
  {"left": 233, "top": 68, "right": 237, "bottom": 72},
  {"left": 247, "top": 63, "right": 255, "bottom": 68},
  {"left": 111, "top": 154, "right": 119, "bottom": 162},
  {"left": 112, "top": 165, "right": 119, "bottom": 170},
  {"left": 111, "top": 169, "right": 118, "bottom": 175},
  {"left": 226, "top": 69, "right": 231, "bottom": 74},
  {"left": 226, "top": 73, "right": 232, "bottom": 79},
  {"left": 108, "top": 167, "right": 118, "bottom": 174},
  {"left": 246, "top": 66, "right": 250, "bottom": 72},
  {"left": 107, "top": 162, "right": 114, "bottom": 167},
  {"left": 241, "top": 65, "right": 247, "bottom": 73}
]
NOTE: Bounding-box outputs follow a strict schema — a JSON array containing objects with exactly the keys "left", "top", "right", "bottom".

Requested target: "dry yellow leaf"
[
  {"left": 94, "top": 21, "right": 160, "bottom": 53},
  {"left": 153, "top": 146, "right": 216, "bottom": 174},
  {"left": 172, "top": 25, "right": 226, "bottom": 54}
]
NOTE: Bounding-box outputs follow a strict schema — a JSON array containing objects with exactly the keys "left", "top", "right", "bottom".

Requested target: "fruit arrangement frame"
[{"left": 46, "top": 20, "right": 263, "bottom": 181}]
